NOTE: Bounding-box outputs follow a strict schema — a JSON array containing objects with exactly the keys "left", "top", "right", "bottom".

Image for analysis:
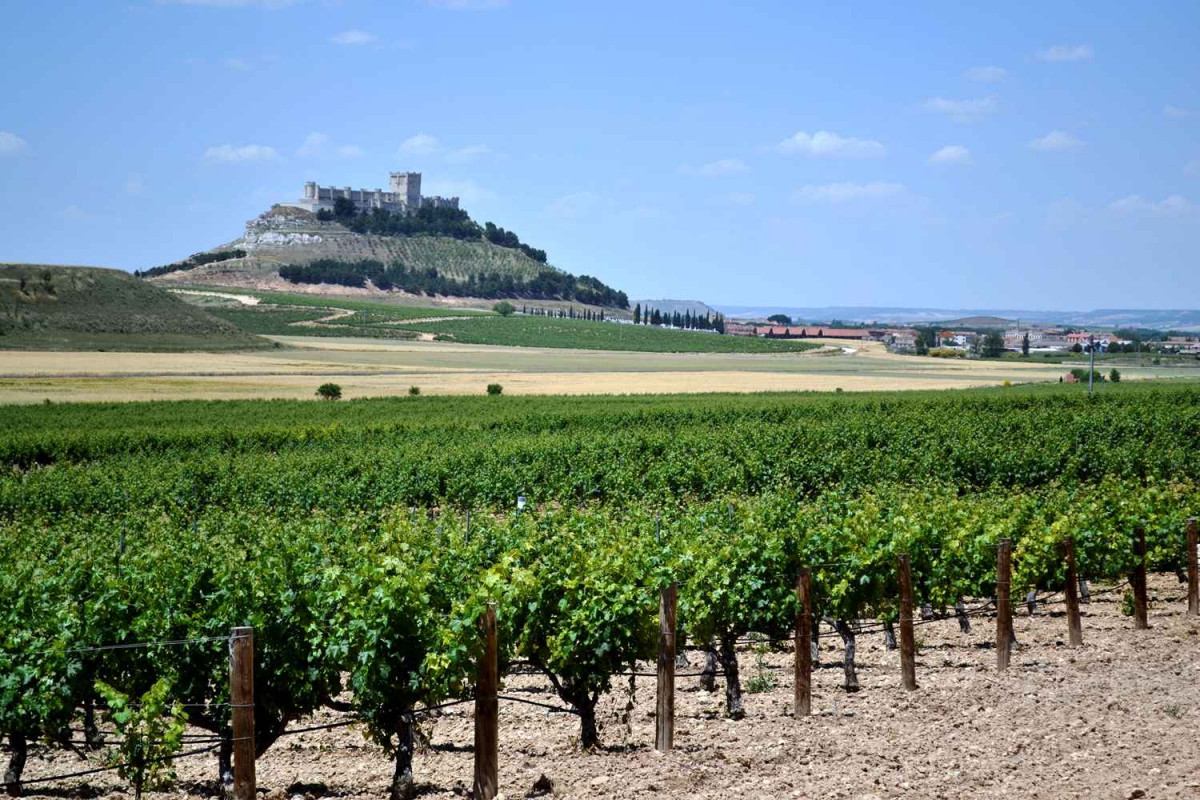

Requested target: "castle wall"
[{"left": 290, "top": 174, "right": 459, "bottom": 214}]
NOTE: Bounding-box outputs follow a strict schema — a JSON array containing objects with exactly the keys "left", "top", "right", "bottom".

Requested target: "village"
[{"left": 721, "top": 319, "right": 1200, "bottom": 357}]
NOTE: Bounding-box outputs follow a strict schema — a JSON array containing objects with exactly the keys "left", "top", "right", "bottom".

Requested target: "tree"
[
  {"left": 332, "top": 196, "right": 358, "bottom": 220},
  {"left": 316, "top": 383, "right": 342, "bottom": 401},
  {"left": 493, "top": 301, "right": 515, "bottom": 316},
  {"left": 408, "top": 386, "right": 420, "bottom": 396},
  {"left": 1021, "top": 332, "right": 1030, "bottom": 357},
  {"left": 1110, "top": 368, "right": 1121, "bottom": 383},
  {"left": 487, "top": 383, "right": 503, "bottom": 396},
  {"left": 767, "top": 314, "right": 791, "bottom": 325},
  {"left": 981, "top": 332, "right": 1005, "bottom": 358},
  {"left": 1072, "top": 343, "right": 1084, "bottom": 354}
]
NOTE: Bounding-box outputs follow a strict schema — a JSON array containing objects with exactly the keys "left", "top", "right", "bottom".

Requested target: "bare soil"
[{"left": 12, "top": 575, "right": 1200, "bottom": 799}]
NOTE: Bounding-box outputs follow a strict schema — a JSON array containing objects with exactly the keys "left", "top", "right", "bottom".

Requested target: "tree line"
[
  {"left": 633, "top": 303, "right": 725, "bottom": 333},
  {"left": 136, "top": 249, "right": 247, "bottom": 279},
  {"left": 279, "top": 258, "right": 628, "bottom": 307},
  {"left": 484, "top": 222, "right": 547, "bottom": 264},
  {"left": 316, "top": 198, "right": 550, "bottom": 265}
]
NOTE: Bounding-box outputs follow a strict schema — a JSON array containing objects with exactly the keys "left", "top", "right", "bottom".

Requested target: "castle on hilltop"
[{"left": 286, "top": 172, "right": 460, "bottom": 215}]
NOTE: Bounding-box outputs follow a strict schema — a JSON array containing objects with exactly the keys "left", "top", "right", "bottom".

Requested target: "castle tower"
[{"left": 389, "top": 171, "right": 422, "bottom": 211}]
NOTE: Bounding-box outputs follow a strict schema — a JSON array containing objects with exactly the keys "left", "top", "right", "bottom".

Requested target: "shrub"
[
  {"left": 409, "top": 385, "right": 421, "bottom": 396},
  {"left": 1110, "top": 369, "right": 1121, "bottom": 383},
  {"left": 316, "top": 383, "right": 343, "bottom": 401},
  {"left": 486, "top": 383, "right": 503, "bottom": 396},
  {"left": 95, "top": 679, "right": 188, "bottom": 800},
  {"left": 493, "top": 301, "right": 516, "bottom": 316}
]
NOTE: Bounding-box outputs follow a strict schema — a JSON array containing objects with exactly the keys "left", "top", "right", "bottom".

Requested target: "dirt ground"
[{"left": 13, "top": 574, "right": 1200, "bottom": 799}]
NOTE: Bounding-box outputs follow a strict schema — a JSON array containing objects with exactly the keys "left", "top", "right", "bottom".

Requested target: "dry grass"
[{"left": 1, "top": 337, "right": 1193, "bottom": 404}]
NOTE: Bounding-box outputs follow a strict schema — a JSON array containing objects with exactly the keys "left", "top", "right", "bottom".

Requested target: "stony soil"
[{"left": 13, "top": 574, "right": 1200, "bottom": 799}]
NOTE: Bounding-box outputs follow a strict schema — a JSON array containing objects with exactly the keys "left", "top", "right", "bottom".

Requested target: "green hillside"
[{"left": 0, "top": 264, "right": 269, "bottom": 351}]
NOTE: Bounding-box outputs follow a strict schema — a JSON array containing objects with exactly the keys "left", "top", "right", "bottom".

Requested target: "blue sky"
[{"left": 2, "top": 0, "right": 1198, "bottom": 309}]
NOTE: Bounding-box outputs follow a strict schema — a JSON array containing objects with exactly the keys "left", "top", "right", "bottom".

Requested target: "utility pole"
[{"left": 1088, "top": 335, "right": 1095, "bottom": 396}]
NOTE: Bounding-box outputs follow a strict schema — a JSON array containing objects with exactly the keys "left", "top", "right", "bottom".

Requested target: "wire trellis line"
[{"left": 19, "top": 743, "right": 221, "bottom": 787}]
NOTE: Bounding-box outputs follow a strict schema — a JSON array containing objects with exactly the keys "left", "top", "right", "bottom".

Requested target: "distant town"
[{"left": 720, "top": 319, "right": 1200, "bottom": 357}]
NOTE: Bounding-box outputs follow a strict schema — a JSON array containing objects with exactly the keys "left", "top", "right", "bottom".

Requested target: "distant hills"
[
  {"left": 0, "top": 264, "right": 267, "bottom": 351},
  {"left": 718, "top": 305, "right": 1200, "bottom": 331},
  {"left": 636, "top": 299, "right": 719, "bottom": 318}
]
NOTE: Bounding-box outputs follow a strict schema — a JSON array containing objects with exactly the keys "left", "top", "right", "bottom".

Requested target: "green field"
[
  {"left": 0, "top": 265, "right": 268, "bottom": 351},
  {"left": 184, "top": 289, "right": 822, "bottom": 353},
  {"left": 403, "top": 315, "right": 821, "bottom": 353},
  {"left": 3, "top": 382, "right": 1199, "bottom": 791}
]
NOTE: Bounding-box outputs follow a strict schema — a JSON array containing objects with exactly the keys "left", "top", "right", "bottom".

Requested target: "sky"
[{"left": 1, "top": 1, "right": 1198, "bottom": 310}]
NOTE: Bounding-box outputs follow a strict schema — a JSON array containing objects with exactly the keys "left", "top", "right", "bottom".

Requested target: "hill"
[
  {"left": 931, "top": 315, "right": 1014, "bottom": 329},
  {"left": 0, "top": 264, "right": 268, "bottom": 351},
  {"left": 145, "top": 205, "right": 630, "bottom": 310}
]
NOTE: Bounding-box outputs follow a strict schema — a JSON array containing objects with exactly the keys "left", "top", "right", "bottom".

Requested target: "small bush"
[
  {"left": 493, "top": 301, "right": 516, "bottom": 317},
  {"left": 316, "top": 382, "right": 343, "bottom": 401},
  {"left": 1110, "top": 368, "right": 1121, "bottom": 383},
  {"left": 409, "top": 385, "right": 420, "bottom": 396},
  {"left": 486, "top": 383, "right": 503, "bottom": 396}
]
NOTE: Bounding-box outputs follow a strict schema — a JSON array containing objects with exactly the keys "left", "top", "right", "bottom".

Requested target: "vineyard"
[{"left": 3, "top": 383, "right": 1200, "bottom": 798}]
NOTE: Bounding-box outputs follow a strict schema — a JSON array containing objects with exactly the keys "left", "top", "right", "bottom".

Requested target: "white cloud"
[
  {"left": 1109, "top": 194, "right": 1194, "bottom": 217},
  {"left": 422, "top": 178, "right": 492, "bottom": 206},
  {"left": 727, "top": 191, "right": 756, "bottom": 206},
  {"left": 1037, "top": 44, "right": 1093, "bottom": 63},
  {"left": 123, "top": 175, "right": 145, "bottom": 194},
  {"left": 965, "top": 66, "right": 1007, "bottom": 82},
  {"left": 399, "top": 133, "right": 440, "bottom": 155},
  {"left": 223, "top": 57, "right": 250, "bottom": 70},
  {"left": 0, "top": 130, "right": 28, "bottom": 156},
  {"left": 1186, "top": 159, "right": 1200, "bottom": 178},
  {"left": 423, "top": 0, "right": 509, "bottom": 8},
  {"left": 1029, "top": 130, "right": 1083, "bottom": 152},
  {"left": 775, "top": 130, "right": 885, "bottom": 158},
  {"left": 62, "top": 204, "right": 88, "bottom": 220},
  {"left": 297, "top": 132, "right": 330, "bottom": 156},
  {"left": 1165, "top": 105, "right": 1197, "bottom": 119},
  {"left": 331, "top": 30, "right": 376, "bottom": 46},
  {"left": 793, "top": 181, "right": 905, "bottom": 204},
  {"left": 445, "top": 144, "right": 490, "bottom": 164},
  {"left": 298, "top": 133, "right": 364, "bottom": 158},
  {"left": 678, "top": 158, "right": 748, "bottom": 177},
  {"left": 546, "top": 191, "right": 599, "bottom": 219},
  {"left": 204, "top": 143, "right": 279, "bottom": 164},
  {"left": 923, "top": 96, "right": 998, "bottom": 120},
  {"left": 928, "top": 145, "right": 972, "bottom": 166}
]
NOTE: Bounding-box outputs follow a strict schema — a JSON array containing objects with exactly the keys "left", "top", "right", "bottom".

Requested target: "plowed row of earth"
[{"left": 14, "top": 574, "right": 1199, "bottom": 799}]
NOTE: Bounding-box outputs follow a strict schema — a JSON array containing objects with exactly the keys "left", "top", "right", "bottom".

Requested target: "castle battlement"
[{"left": 284, "top": 171, "right": 459, "bottom": 215}]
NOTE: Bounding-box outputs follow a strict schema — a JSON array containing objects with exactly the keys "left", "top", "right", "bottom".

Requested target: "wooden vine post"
[
  {"left": 229, "top": 626, "right": 255, "bottom": 800},
  {"left": 655, "top": 582, "right": 677, "bottom": 752},
  {"left": 1187, "top": 518, "right": 1198, "bottom": 618},
  {"left": 1132, "top": 526, "right": 1149, "bottom": 629},
  {"left": 996, "top": 539, "right": 1012, "bottom": 672},
  {"left": 1062, "top": 538, "right": 1083, "bottom": 647},
  {"left": 473, "top": 603, "right": 499, "bottom": 800},
  {"left": 794, "top": 568, "right": 812, "bottom": 716},
  {"left": 897, "top": 554, "right": 917, "bottom": 690}
]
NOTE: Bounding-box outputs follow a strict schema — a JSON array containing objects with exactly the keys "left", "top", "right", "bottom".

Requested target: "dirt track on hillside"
[{"left": 13, "top": 574, "right": 1200, "bottom": 799}]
